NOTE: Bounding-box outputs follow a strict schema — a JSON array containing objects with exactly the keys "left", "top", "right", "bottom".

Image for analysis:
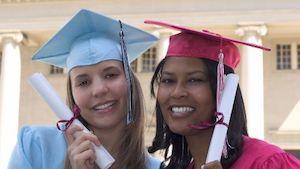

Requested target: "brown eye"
[
  {"left": 160, "top": 78, "right": 174, "bottom": 84},
  {"left": 105, "top": 73, "right": 117, "bottom": 79},
  {"left": 78, "top": 80, "right": 89, "bottom": 87},
  {"left": 188, "top": 78, "right": 203, "bottom": 83}
]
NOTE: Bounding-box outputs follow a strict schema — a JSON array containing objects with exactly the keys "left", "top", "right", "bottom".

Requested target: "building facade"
[{"left": 0, "top": 0, "right": 300, "bottom": 168}]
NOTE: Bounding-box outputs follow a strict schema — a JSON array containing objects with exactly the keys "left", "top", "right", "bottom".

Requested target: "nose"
[
  {"left": 91, "top": 79, "right": 109, "bottom": 98},
  {"left": 170, "top": 83, "right": 188, "bottom": 99}
]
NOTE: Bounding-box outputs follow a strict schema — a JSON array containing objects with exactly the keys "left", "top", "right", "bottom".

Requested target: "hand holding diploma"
[
  {"left": 65, "top": 124, "right": 103, "bottom": 169},
  {"left": 201, "top": 161, "right": 223, "bottom": 169},
  {"left": 28, "top": 72, "right": 115, "bottom": 169}
]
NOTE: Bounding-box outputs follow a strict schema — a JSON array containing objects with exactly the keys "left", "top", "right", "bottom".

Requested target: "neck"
[
  {"left": 185, "top": 128, "right": 213, "bottom": 169},
  {"left": 90, "top": 123, "right": 125, "bottom": 158}
]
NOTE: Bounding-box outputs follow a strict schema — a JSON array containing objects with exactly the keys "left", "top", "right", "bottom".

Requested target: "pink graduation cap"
[{"left": 144, "top": 20, "right": 270, "bottom": 70}]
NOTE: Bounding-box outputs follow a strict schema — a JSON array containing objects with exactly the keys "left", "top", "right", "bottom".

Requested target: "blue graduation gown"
[{"left": 8, "top": 125, "right": 162, "bottom": 169}]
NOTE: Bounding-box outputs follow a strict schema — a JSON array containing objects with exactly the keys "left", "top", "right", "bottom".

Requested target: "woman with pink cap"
[{"left": 146, "top": 20, "right": 300, "bottom": 169}]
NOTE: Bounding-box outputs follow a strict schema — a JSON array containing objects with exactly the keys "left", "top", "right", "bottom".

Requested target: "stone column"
[
  {"left": 0, "top": 32, "right": 23, "bottom": 168},
  {"left": 236, "top": 24, "right": 267, "bottom": 140}
]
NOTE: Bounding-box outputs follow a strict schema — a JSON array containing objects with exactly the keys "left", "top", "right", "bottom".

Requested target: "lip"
[
  {"left": 167, "top": 105, "right": 195, "bottom": 118},
  {"left": 91, "top": 100, "right": 116, "bottom": 114}
]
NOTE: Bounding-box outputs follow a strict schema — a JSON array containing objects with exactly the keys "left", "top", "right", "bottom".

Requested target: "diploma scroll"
[
  {"left": 28, "top": 73, "right": 115, "bottom": 169},
  {"left": 206, "top": 74, "right": 239, "bottom": 163}
]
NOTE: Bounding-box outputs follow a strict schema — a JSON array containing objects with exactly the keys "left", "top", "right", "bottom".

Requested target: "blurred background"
[{"left": 0, "top": 0, "right": 300, "bottom": 168}]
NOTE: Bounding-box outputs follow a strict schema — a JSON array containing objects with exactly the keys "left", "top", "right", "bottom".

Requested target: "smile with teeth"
[
  {"left": 171, "top": 106, "right": 195, "bottom": 113},
  {"left": 93, "top": 102, "right": 114, "bottom": 110}
]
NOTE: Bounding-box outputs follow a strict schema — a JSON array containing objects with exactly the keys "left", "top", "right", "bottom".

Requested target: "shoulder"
[
  {"left": 146, "top": 153, "right": 163, "bottom": 169},
  {"left": 242, "top": 136, "right": 284, "bottom": 155},
  {"left": 17, "top": 125, "right": 66, "bottom": 149},
  {"left": 231, "top": 136, "right": 300, "bottom": 169},
  {"left": 20, "top": 125, "right": 64, "bottom": 138},
  {"left": 8, "top": 125, "right": 67, "bottom": 169}
]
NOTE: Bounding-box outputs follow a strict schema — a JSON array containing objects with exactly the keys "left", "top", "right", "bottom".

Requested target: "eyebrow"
[
  {"left": 73, "top": 65, "right": 122, "bottom": 80},
  {"left": 73, "top": 74, "right": 88, "bottom": 81},
  {"left": 162, "top": 70, "right": 206, "bottom": 76},
  {"left": 187, "top": 70, "right": 206, "bottom": 76},
  {"left": 102, "top": 65, "right": 122, "bottom": 72}
]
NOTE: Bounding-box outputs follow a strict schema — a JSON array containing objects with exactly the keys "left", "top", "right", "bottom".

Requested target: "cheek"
[
  {"left": 157, "top": 87, "right": 168, "bottom": 104},
  {"left": 117, "top": 80, "right": 128, "bottom": 99},
  {"left": 111, "top": 79, "right": 128, "bottom": 111},
  {"left": 202, "top": 89, "right": 214, "bottom": 107},
  {"left": 196, "top": 91, "right": 214, "bottom": 105},
  {"left": 72, "top": 89, "right": 89, "bottom": 107},
  {"left": 195, "top": 89, "right": 215, "bottom": 118}
]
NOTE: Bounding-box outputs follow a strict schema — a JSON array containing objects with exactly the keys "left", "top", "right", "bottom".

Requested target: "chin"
[
  {"left": 169, "top": 122, "right": 207, "bottom": 136},
  {"left": 89, "top": 118, "right": 122, "bottom": 129},
  {"left": 168, "top": 123, "right": 190, "bottom": 135},
  {"left": 93, "top": 123, "right": 119, "bottom": 131}
]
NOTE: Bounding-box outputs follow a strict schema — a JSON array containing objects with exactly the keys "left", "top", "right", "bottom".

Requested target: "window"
[
  {"left": 276, "top": 44, "right": 291, "bottom": 70},
  {"left": 50, "top": 65, "right": 64, "bottom": 74},
  {"left": 142, "top": 47, "right": 157, "bottom": 72},
  {"left": 275, "top": 42, "right": 300, "bottom": 70},
  {"left": 130, "top": 60, "right": 138, "bottom": 73}
]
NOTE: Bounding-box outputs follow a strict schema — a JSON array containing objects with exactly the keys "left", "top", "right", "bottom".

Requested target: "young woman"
[
  {"left": 8, "top": 9, "right": 162, "bottom": 169},
  {"left": 146, "top": 20, "right": 300, "bottom": 169}
]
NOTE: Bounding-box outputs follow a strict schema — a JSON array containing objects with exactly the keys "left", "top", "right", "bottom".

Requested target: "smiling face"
[
  {"left": 70, "top": 60, "right": 127, "bottom": 131},
  {"left": 157, "top": 57, "right": 215, "bottom": 135}
]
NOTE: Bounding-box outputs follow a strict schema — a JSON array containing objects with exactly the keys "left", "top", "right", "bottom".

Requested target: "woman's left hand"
[{"left": 201, "top": 161, "right": 223, "bottom": 169}]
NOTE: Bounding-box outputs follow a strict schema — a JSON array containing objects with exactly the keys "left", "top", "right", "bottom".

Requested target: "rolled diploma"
[
  {"left": 206, "top": 74, "right": 239, "bottom": 163},
  {"left": 28, "top": 72, "right": 115, "bottom": 169}
]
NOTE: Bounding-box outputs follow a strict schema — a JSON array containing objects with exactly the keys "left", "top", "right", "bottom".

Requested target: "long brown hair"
[{"left": 64, "top": 68, "right": 147, "bottom": 169}]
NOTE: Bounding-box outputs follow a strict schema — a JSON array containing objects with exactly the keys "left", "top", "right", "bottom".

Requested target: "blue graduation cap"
[
  {"left": 32, "top": 9, "right": 159, "bottom": 124},
  {"left": 32, "top": 9, "right": 158, "bottom": 71}
]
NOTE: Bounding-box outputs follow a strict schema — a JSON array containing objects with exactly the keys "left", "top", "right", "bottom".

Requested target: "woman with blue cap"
[
  {"left": 145, "top": 20, "right": 300, "bottom": 169},
  {"left": 8, "top": 9, "right": 162, "bottom": 169}
]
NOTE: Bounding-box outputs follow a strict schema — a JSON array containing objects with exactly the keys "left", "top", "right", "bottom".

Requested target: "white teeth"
[
  {"left": 171, "top": 106, "right": 194, "bottom": 113},
  {"left": 94, "top": 102, "right": 114, "bottom": 110}
]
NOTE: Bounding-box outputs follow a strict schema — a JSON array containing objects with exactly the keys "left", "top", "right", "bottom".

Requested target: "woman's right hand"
[
  {"left": 201, "top": 161, "right": 223, "bottom": 169},
  {"left": 65, "top": 125, "right": 101, "bottom": 169}
]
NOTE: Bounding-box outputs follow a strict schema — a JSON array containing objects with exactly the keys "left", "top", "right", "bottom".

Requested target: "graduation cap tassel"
[
  {"left": 217, "top": 37, "right": 229, "bottom": 159},
  {"left": 119, "top": 20, "right": 134, "bottom": 124},
  {"left": 217, "top": 49, "right": 225, "bottom": 110},
  {"left": 218, "top": 49, "right": 229, "bottom": 158}
]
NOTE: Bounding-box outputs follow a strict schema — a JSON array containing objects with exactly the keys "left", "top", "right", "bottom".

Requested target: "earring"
[
  {"left": 226, "top": 137, "right": 235, "bottom": 150},
  {"left": 222, "top": 137, "right": 235, "bottom": 159}
]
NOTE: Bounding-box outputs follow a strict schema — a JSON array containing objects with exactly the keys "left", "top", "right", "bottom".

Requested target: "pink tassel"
[
  {"left": 217, "top": 42, "right": 228, "bottom": 158},
  {"left": 217, "top": 50, "right": 225, "bottom": 111}
]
